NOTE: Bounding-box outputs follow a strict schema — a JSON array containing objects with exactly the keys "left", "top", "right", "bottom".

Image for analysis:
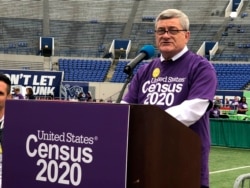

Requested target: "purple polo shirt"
[{"left": 122, "top": 50, "right": 217, "bottom": 186}]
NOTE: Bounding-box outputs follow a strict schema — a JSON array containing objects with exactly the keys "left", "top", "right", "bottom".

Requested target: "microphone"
[{"left": 123, "top": 45, "right": 155, "bottom": 75}]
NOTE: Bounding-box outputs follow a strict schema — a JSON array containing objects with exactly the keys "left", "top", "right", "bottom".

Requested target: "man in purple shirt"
[{"left": 121, "top": 9, "right": 217, "bottom": 188}]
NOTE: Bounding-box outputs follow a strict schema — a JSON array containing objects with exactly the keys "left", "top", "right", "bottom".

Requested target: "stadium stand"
[
  {"left": 213, "top": 63, "right": 250, "bottom": 90},
  {"left": 58, "top": 58, "right": 111, "bottom": 82},
  {"left": 0, "top": 1, "right": 250, "bottom": 187},
  {"left": 0, "top": 0, "right": 249, "bottom": 91},
  {"left": 0, "top": 0, "right": 243, "bottom": 58}
]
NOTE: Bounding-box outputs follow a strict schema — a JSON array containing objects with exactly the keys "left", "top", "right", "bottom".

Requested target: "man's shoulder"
[{"left": 185, "top": 50, "right": 210, "bottom": 62}]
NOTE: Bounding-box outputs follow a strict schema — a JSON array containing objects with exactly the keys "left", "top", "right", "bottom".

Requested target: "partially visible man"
[
  {"left": 0, "top": 74, "right": 11, "bottom": 144},
  {"left": 121, "top": 9, "right": 217, "bottom": 188}
]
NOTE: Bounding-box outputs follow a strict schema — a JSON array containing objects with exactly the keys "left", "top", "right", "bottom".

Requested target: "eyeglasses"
[{"left": 155, "top": 29, "right": 187, "bottom": 35}]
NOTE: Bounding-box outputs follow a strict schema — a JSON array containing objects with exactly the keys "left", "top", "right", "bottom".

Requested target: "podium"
[
  {"left": 127, "top": 105, "right": 201, "bottom": 188},
  {"left": 2, "top": 100, "right": 201, "bottom": 188}
]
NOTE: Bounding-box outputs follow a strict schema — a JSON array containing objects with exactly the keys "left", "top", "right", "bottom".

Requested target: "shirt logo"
[{"left": 152, "top": 68, "right": 160, "bottom": 78}]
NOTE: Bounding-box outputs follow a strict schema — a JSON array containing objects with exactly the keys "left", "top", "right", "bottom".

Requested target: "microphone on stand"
[
  {"left": 123, "top": 45, "right": 155, "bottom": 75},
  {"left": 116, "top": 45, "right": 155, "bottom": 103}
]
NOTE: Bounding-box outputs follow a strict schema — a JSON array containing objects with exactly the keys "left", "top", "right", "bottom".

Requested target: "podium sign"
[{"left": 3, "top": 100, "right": 130, "bottom": 188}]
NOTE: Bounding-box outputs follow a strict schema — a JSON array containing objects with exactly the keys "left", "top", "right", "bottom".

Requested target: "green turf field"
[{"left": 210, "top": 146, "right": 250, "bottom": 188}]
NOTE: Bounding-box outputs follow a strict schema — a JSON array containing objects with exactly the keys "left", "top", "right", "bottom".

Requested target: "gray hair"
[{"left": 155, "top": 9, "right": 190, "bottom": 31}]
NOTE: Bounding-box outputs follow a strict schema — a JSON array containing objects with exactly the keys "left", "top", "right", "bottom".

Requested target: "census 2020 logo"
[{"left": 25, "top": 130, "right": 97, "bottom": 186}]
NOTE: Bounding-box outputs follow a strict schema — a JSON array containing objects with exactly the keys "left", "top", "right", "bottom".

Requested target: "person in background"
[
  {"left": 47, "top": 93, "right": 54, "bottom": 100},
  {"left": 12, "top": 87, "right": 24, "bottom": 99},
  {"left": 224, "top": 97, "right": 231, "bottom": 107},
  {"left": 231, "top": 96, "right": 239, "bottom": 110},
  {"left": 0, "top": 74, "right": 11, "bottom": 144},
  {"left": 25, "top": 87, "right": 36, "bottom": 100},
  {"left": 213, "top": 96, "right": 222, "bottom": 108},
  {"left": 237, "top": 96, "right": 248, "bottom": 114},
  {"left": 209, "top": 104, "right": 220, "bottom": 118},
  {"left": 77, "top": 92, "right": 85, "bottom": 102},
  {"left": 121, "top": 9, "right": 217, "bottom": 188},
  {"left": 85, "top": 92, "right": 92, "bottom": 102}
]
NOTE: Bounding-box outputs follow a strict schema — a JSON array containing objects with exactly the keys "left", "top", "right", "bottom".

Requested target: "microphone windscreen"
[{"left": 139, "top": 45, "right": 155, "bottom": 60}]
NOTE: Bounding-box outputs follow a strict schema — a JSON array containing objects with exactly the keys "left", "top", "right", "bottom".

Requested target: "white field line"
[{"left": 210, "top": 166, "right": 250, "bottom": 174}]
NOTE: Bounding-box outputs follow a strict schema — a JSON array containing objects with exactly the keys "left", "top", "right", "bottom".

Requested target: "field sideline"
[{"left": 210, "top": 146, "right": 250, "bottom": 187}]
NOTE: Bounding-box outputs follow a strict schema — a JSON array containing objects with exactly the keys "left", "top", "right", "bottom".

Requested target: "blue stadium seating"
[
  {"left": 110, "top": 60, "right": 149, "bottom": 83},
  {"left": 58, "top": 58, "right": 111, "bottom": 82},
  {"left": 59, "top": 59, "right": 250, "bottom": 90},
  {"left": 213, "top": 63, "right": 250, "bottom": 90}
]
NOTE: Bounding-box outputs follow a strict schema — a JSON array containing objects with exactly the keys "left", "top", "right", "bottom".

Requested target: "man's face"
[
  {"left": 0, "top": 81, "right": 11, "bottom": 111},
  {"left": 155, "top": 18, "right": 190, "bottom": 59}
]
